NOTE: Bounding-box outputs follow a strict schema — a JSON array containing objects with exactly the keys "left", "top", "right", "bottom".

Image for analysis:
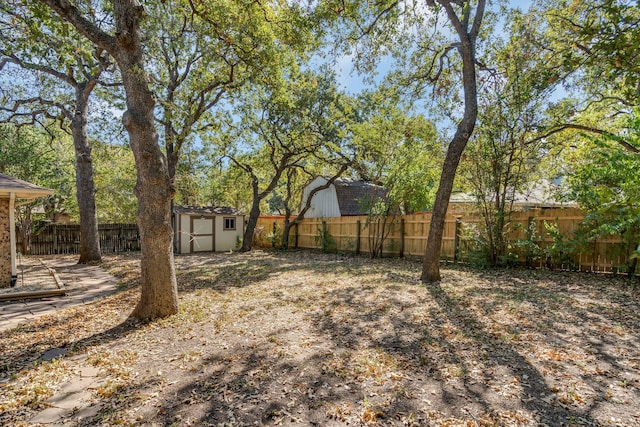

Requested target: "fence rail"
[
  {"left": 255, "top": 207, "right": 632, "bottom": 273},
  {"left": 17, "top": 208, "right": 633, "bottom": 273},
  {"left": 18, "top": 223, "right": 140, "bottom": 255}
]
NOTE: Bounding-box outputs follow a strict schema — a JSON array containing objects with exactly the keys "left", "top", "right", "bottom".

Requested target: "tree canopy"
[{"left": 3, "top": 0, "right": 640, "bottom": 310}]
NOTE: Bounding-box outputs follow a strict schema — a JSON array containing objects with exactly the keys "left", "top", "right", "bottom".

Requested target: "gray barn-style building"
[{"left": 300, "top": 177, "right": 387, "bottom": 218}]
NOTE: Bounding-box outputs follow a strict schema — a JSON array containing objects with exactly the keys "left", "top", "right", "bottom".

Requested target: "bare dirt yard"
[{"left": 1, "top": 250, "right": 639, "bottom": 426}]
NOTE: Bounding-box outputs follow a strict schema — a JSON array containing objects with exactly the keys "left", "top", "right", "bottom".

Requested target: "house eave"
[{"left": 0, "top": 189, "right": 54, "bottom": 200}]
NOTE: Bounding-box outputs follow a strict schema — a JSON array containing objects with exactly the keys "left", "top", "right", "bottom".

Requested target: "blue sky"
[
  {"left": 331, "top": 0, "right": 535, "bottom": 95},
  {"left": 323, "top": 0, "right": 538, "bottom": 137}
]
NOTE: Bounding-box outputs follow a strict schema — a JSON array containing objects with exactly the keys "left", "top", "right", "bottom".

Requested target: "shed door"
[{"left": 190, "top": 216, "right": 215, "bottom": 252}]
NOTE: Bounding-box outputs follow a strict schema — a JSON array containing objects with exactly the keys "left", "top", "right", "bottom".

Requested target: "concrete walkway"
[
  {"left": 29, "top": 357, "right": 108, "bottom": 426},
  {"left": 0, "top": 257, "right": 118, "bottom": 332},
  {"left": 1, "top": 257, "right": 120, "bottom": 425}
]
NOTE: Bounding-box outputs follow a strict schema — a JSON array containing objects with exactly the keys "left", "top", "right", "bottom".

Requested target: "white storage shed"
[{"left": 173, "top": 206, "right": 245, "bottom": 254}]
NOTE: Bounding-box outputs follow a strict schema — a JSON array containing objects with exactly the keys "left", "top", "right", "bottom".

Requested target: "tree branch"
[
  {"left": 469, "top": 0, "right": 486, "bottom": 41},
  {"left": 0, "top": 53, "right": 76, "bottom": 86},
  {"left": 37, "top": 0, "right": 117, "bottom": 53},
  {"left": 529, "top": 123, "right": 639, "bottom": 153},
  {"left": 354, "top": 1, "right": 399, "bottom": 41},
  {"left": 292, "top": 161, "right": 352, "bottom": 225},
  {"left": 1, "top": 97, "right": 72, "bottom": 121}
]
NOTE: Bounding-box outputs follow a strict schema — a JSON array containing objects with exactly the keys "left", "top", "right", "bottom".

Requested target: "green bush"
[
  {"left": 543, "top": 221, "right": 578, "bottom": 270},
  {"left": 513, "top": 221, "right": 544, "bottom": 267},
  {"left": 314, "top": 222, "right": 337, "bottom": 253}
]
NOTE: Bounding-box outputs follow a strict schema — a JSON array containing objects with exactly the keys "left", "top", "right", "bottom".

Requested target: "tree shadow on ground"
[
  {"left": 173, "top": 250, "right": 374, "bottom": 294},
  {"left": 7, "top": 251, "right": 637, "bottom": 425},
  {"left": 422, "top": 281, "right": 599, "bottom": 425},
  {"left": 125, "top": 254, "right": 637, "bottom": 425},
  {"left": 466, "top": 269, "right": 640, "bottom": 423},
  {"left": 0, "top": 287, "right": 140, "bottom": 380}
]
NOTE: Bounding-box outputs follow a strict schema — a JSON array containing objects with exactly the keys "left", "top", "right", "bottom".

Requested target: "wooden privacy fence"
[
  {"left": 255, "top": 208, "right": 632, "bottom": 273},
  {"left": 18, "top": 223, "right": 140, "bottom": 256}
]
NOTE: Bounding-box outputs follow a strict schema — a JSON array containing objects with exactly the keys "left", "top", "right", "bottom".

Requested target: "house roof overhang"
[{"left": 0, "top": 174, "right": 54, "bottom": 201}]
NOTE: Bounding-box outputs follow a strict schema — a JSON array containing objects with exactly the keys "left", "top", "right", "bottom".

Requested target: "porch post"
[{"left": 9, "top": 192, "right": 16, "bottom": 282}]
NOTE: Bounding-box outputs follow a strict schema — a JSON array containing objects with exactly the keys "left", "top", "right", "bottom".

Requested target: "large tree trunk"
[
  {"left": 242, "top": 183, "right": 261, "bottom": 252},
  {"left": 114, "top": 1, "right": 178, "bottom": 319},
  {"left": 421, "top": 12, "right": 480, "bottom": 282},
  {"left": 39, "top": 0, "right": 179, "bottom": 320},
  {"left": 72, "top": 83, "right": 101, "bottom": 263},
  {"left": 281, "top": 218, "right": 293, "bottom": 250}
]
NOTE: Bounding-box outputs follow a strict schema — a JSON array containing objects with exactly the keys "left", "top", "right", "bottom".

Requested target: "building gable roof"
[
  {"left": 173, "top": 205, "right": 245, "bottom": 216},
  {"left": 0, "top": 173, "right": 54, "bottom": 200},
  {"left": 449, "top": 179, "right": 577, "bottom": 209},
  {"left": 333, "top": 178, "right": 387, "bottom": 216}
]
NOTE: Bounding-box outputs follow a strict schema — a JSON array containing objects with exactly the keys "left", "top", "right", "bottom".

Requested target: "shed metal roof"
[{"left": 449, "top": 179, "right": 577, "bottom": 209}]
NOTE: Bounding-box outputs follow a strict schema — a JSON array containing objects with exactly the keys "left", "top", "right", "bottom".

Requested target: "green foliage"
[
  {"left": 173, "top": 145, "right": 216, "bottom": 207},
  {"left": 351, "top": 93, "right": 441, "bottom": 214},
  {"left": 535, "top": 0, "right": 640, "bottom": 106},
  {"left": 457, "top": 223, "right": 493, "bottom": 269},
  {"left": 91, "top": 141, "right": 137, "bottom": 223},
  {"left": 542, "top": 221, "right": 577, "bottom": 269},
  {"left": 265, "top": 223, "right": 283, "bottom": 249},
  {"left": 458, "top": 17, "right": 553, "bottom": 267},
  {"left": 350, "top": 93, "right": 441, "bottom": 258},
  {"left": 0, "top": 124, "right": 74, "bottom": 217},
  {"left": 314, "top": 222, "right": 336, "bottom": 253},
  {"left": 565, "top": 112, "right": 640, "bottom": 272},
  {"left": 457, "top": 217, "right": 580, "bottom": 271},
  {"left": 219, "top": 67, "right": 357, "bottom": 250},
  {"left": 513, "top": 221, "right": 545, "bottom": 267},
  {"left": 143, "top": 0, "right": 321, "bottom": 199}
]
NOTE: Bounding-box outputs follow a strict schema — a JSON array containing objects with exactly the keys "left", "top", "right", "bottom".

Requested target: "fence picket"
[
  {"left": 17, "top": 223, "right": 140, "bottom": 255},
  {"left": 255, "top": 207, "right": 630, "bottom": 273}
]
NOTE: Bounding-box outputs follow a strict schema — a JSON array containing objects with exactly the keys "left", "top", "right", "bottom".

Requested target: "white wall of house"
[{"left": 301, "top": 176, "right": 341, "bottom": 218}]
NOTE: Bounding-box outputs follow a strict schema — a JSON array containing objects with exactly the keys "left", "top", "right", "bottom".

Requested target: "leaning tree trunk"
[
  {"left": 281, "top": 218, "right": 293, "bottom": 250},
  {"left": 114, "top": 2, "right": 178, "bottom": 319},
  {"left": 240, "top": 166, "right": 287, "bottom": 252},
  {"left": 421, "top": 32, "right": 479, "bottom": 282},
  {"left": 72, "top": 83, "right": 101, "bottom": 263},
  {"left": 242, "top": 189, "right": 261, "bottom": 252}
]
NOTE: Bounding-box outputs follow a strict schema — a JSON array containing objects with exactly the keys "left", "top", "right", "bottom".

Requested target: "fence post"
[
  {"left": 526, "top": 216, "right": 534, "bottom": 267},
  {"left": 453, "top": 217, "right": 461, "bottom": 264},
  {"left": 356, "top": 220, "right": 361, "bottom": 255},
  {"left": 272, "top": 222, "right": 277, "bottom": 248},
  {"left": 294, "top": 223, "right": 299, "bottom": 249},
  {"left": 53, "top": 224, "right": 58, "bottom": 255},
  {"left": 321, "top": 220, "right": 327, "bottom": 252},
  {"left": 399, "top": 218, "right": 405, "bottom": 258}
]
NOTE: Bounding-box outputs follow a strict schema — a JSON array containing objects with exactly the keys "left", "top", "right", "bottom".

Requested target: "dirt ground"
[{"left": 1, "top": 250, "right": 639, "bottom": 426}]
